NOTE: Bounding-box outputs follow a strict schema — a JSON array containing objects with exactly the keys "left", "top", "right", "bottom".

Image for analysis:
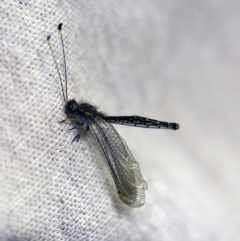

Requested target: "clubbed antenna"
[
  {"left": 47, "top": 23, "right": 68, "bottom": 103},
  {"left": 47, "top": 33, "right": 66, "bottom": 103},
  {"left": 58, "top": 23, "right": 68, "bottom": 102}
]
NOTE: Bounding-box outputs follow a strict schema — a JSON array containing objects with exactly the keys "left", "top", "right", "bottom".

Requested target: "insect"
[{"left": 47, "top": 23, "right": 180, "bottom": 208}]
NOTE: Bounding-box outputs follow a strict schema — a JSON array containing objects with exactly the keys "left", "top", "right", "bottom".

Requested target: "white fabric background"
[{"left": 0, "top": 0, "right": 240, "bottom": 240}]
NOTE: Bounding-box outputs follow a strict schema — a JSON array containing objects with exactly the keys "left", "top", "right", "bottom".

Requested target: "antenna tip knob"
[{"left": 58, "top": 23, "right": 63, "bottom": 31}]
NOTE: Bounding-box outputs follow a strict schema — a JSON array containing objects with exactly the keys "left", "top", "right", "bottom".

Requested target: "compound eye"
[
  {"left": 65, "top": 101, "right": 78, "bottom": 117},
  {"left": 67, "top": 100, "right": 78, "bottom": 113},
  {"left": 72, "top": 104, "right": 78, "bottom": 113},
  {"left": 70, "top": 104, "right": 75, "bottom": 111}
]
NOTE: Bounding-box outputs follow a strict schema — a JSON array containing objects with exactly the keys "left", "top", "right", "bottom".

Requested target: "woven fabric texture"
[{"left": 0, "top": 0, "right": 239, "bottom": 240}]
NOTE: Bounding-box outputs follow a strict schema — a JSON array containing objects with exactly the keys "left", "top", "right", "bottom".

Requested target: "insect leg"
[
  {"left": 59, "top": 118, "right": 76, "bottom": 124},
  {"left": 71, "top": 123, "right": 90, "bottom": 142}
]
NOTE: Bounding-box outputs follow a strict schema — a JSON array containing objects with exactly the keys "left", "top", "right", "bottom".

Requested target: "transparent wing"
[{"left": 89, "top": 117, "right": 147, "bottom": 208}]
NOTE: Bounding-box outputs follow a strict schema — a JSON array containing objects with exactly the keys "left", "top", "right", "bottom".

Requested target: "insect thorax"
[{"left": 78, "top": 103, "right": 97, "bottom": 118}]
